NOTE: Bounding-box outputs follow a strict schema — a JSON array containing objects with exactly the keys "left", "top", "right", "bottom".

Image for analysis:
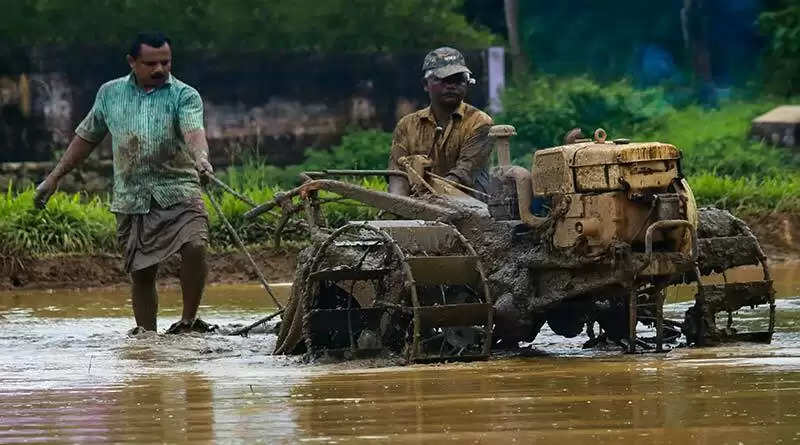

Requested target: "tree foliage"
[
  {"left": 2, "top": 0, "right": 497, "bottom": 52},
  {"left": 517, "top": 1, "right": 685, "bottom": 82},
  {"left": 759, "top": 0, "right": 800, "bottom": 95}
]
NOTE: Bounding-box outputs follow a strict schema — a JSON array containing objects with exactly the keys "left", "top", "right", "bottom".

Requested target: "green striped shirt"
[{"left": 76, "top": 73, "right": 205, "bottom": 214}]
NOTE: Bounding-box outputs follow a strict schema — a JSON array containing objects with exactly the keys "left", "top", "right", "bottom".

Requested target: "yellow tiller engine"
[{"left": 531, "top": 130, "right": 697, "bottom": 257}]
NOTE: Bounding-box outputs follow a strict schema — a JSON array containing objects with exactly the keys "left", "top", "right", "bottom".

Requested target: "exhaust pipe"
[
  {"left": 504, "top": 166, "right": 548, "bottom": 229},
  {"left": 490, "top": 125, "right": 548, "bottom": 229}
]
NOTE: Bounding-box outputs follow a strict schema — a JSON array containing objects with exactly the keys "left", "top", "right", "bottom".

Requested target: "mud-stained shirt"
[
  {"left": 76, "top": 73, "right": 204, "bottom": 214},
  {"left": 389, "top": 102, "right": 493, "bottom": 187}
]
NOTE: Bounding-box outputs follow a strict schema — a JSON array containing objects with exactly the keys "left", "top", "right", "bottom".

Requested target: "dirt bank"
[
  {"left": 2, "top": 213, "right": 798, "bottom": 292},
  {"left": 0, "top": 246, "right": 300, "bottom": 291},
  {"left": 742, "top": 212, "right": 800, "bottom": 262}
]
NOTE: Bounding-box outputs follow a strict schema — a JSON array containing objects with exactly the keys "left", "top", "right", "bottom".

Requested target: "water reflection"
[
  {"left": 291, "top": 358, "right": 800, "bottom": 443},
  {"left": 113, "top": 374, "right": 214, "bottom": 443},
  {"left": 0, "top": 373, "right": 214, "bottom": 443}
]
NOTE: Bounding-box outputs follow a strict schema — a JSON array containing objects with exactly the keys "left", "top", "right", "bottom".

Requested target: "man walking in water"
[
  {"left": 388, "top": 47, "right": 493, "bottom": 196},
  {"left": 34, "top": 31, "right": 215, "bottom": 335}
]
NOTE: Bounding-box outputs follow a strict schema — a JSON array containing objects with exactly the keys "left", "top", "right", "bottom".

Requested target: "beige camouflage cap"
[{"left": 422, "top": 47, "right": 472, "bottom": 79}]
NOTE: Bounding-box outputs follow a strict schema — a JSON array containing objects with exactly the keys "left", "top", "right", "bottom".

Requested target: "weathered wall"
[
  {"left": 0, "top": 160, "right": 112, "bottom": 193},
  {"left": 0, "top": 47, "right": 497, "bottom": 171}
]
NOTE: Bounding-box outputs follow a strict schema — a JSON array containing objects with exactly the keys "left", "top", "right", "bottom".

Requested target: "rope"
[{"left": 203, "top": 177, "right": 283, "bottom": 310}]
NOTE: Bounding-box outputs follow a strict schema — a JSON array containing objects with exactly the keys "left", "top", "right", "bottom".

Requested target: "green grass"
[
  {"left": 0, "top": 186, "right": 116, "bottom": 257},
  {"left": 0, "top": 179, "right": 385, "bottom": 257},
  {"left": 0, "top": 175, "right": 386, "bottom": 257},
  {"left": 634, "top": 101, "right": 800, "bottom": 177},
  {"left": 689, "top": 172, "right": 800, "bottom": 215},
  {"left": 633, "top": 99, "right": 800, "bottom": 215}
]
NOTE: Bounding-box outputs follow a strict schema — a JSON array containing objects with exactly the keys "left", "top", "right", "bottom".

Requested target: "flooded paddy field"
[{"left": 1, "top": 263, "right": 799, "bottom": 443}]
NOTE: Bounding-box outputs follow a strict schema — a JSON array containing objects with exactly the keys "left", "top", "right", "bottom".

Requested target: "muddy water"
[{"left": 1, "top": 264, "right": 799, "bottom": 443}]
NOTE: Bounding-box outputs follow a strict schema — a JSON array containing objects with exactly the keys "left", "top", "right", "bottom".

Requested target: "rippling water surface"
[{"left": 1, "top": 264, "right": 799, "bottom": 443}]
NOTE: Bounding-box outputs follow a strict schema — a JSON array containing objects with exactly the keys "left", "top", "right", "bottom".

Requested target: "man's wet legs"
[
  {"left": 131, "top": 264, "right": 159, "bottom": 331},
  {"left": 179, "top": 240, "right": 207, "bottom": 322}
]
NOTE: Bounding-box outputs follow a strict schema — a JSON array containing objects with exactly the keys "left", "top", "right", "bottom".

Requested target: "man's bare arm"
[
  {"left": 49, "top": 135, "right": 98, "bottom": 180},
  {"left": 34, "top": 135, "right": 99, "bottom": 208},
  {"left": 184, "top": 128, "right": 213, "bottom": 176}
]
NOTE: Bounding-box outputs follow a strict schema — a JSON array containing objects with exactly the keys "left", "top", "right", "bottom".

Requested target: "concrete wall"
[{"left": 0, "top": 47, "right": 500, "bottom": 172}]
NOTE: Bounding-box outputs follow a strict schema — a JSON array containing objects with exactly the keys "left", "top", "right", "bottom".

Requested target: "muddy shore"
[
  {"left": 2, "top": 213, "right": 799, "bottom": 291},
  {"left": 0, "top": 245, "right": 301, "bottom": 291}
]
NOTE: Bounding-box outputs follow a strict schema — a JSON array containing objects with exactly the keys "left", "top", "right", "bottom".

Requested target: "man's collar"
[
  {"left": 453, "top": 101, "right": 466, "bottom": 118},
  {"left": 420, "top": 102, "right": 466, "bottom": 122},
  {"left": 128, "top": 72, "right": 173, "bottom": 89},
  {"left": 419, "top": 106, "right": 433, "bottom": 121}
]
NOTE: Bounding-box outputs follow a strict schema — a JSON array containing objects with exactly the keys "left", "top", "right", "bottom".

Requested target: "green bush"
[
  {"left": 495, "top": 78, "right": 800, "bottom": 218},
  {"left": 495, "top": 77, "right": 800, "bottom": 175},
  {"left": 0, "top": 186, "right": 115, "bottom": 256},
  {"left": 633, "top": 101, "right": 800, "bottom": 177},
  {"left": 302, "top": 129, "right": 393, "bottom": 172},
  {"left": 497, "top": 76, "right": 672, "bottom": 161},
  {"left": 209, "top": 130, "right": 392, "bottom": 247},
  {"left": 218, "top": 160, "right": 304, "bottom": 191}
]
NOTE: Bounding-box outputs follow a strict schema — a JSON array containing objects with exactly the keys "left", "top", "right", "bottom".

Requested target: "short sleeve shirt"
[{"left": 76, "top": 73, "right": 205, "bottom": 214}]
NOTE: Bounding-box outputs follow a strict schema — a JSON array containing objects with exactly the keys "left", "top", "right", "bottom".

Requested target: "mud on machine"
[{"left": 246, "top": 125, "right": 775, "bottom": 362}]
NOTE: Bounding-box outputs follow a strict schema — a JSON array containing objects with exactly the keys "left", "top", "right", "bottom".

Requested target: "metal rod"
[
  {"left": 426, "top": 171, "right": 491, "bottom": 198},
  {"left": 693, "top": 265, "right": 705, "bottom": 346},
  {"left": 628, "top": 287, "right": 637, "bottom": 354},
  {"left": 205, "top": 188, "right": 283, "bottom": 310},
  {"left": 639, "top": 316, "right": 684, "bottom": 329},
  {"left": 400, "top": 159, "right": 438, "bottom": 195},
  {"left": 303, "top": 169, "right": 409, "bottom": 178},
  {"left": 656, "top": 290, "right": 664, "bottom": 352},
  {"left": 229, "top": 309, "right": 285, "bottom": 336},
  {"left": 206, "top": 173, "right": 258, "bottom": 207}
]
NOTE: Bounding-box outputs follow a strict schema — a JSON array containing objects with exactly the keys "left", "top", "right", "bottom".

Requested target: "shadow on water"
[{"left": 0, "top": 262, "right": 799, "bottom": 442}]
